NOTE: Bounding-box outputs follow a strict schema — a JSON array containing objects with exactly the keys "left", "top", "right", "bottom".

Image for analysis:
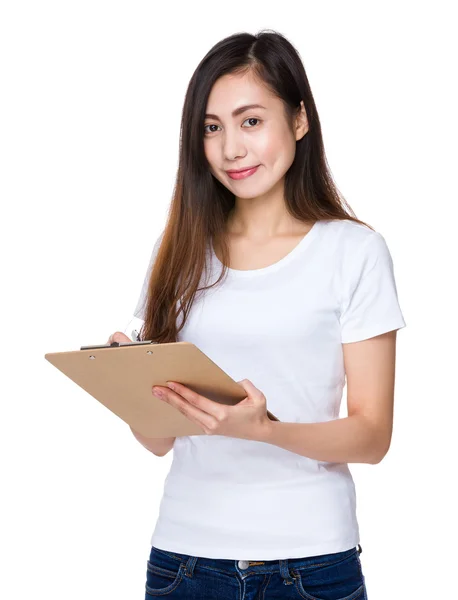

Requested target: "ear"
[{"left": 295, "top": 100, "right": 309, "bottom": 141}]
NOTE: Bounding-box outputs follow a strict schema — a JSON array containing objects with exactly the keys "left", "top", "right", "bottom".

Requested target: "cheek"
[
  {"left": 257, "top": 122, "right": 294, "bottom": 156},
  {"left": 204, "top": 149, "right": 224, "bottom": 183},
  {"left": 204, "top": 138, "right": 217, "bottom": 161},
  {"left": 257, "top": 132, "right": 296, "bottom": 173}
]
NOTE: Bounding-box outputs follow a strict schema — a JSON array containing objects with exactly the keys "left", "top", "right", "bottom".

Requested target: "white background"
[{"left": 1, "top": 1, "right": 456, "bottom": 598}]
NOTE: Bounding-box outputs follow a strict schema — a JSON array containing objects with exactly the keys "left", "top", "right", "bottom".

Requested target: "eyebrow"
[{"left": 204, "top": 104, "right": 267, "bottom": 120}]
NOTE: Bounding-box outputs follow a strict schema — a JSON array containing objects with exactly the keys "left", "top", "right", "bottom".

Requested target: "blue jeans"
[{"left": 144, "top": 543, "right": 367, "bottom": 599}]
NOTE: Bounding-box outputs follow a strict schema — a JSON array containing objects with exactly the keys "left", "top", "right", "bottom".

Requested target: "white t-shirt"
[{"left": 133, "top": 218, "right": 406, "bottom": 560}]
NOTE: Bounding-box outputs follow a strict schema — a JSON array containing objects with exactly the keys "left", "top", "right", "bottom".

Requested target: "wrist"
[{"left": 254, "top": 416, "right": 275, "bottom": 443}]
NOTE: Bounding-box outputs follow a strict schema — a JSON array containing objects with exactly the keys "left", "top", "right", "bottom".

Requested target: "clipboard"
[{"left": 44, "top": 340, "right": 280, "bottom": 438}]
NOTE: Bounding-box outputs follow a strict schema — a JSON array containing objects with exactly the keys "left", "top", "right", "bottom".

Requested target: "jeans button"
[{"left": 238, "top": 560, "right": 249, "bottom": 569}]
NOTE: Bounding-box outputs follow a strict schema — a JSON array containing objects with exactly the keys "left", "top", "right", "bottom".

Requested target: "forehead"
[{"left": 206, "top": 71, "right": 277, "bottom": 115}]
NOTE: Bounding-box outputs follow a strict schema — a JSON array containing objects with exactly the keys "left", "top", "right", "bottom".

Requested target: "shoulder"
[
  {"left": 318, "top": 218, "right": 395, "bottom": 283},
  {"left": 318, "top": 218, "right": 390, "bottom": 261},
  {"left": 319, "top": 218, "right": 383, "bottom": 247}
]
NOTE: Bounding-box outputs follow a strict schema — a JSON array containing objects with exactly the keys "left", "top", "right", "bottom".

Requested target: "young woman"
[{"left": 113, "top": 29, "right": 406, "bottom": 600}]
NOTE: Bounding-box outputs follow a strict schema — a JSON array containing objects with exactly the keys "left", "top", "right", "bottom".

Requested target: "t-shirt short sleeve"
[
  {"left": 339, "top": 231, "right": 406, "bottom": 343},
  {"left": 133, "top": 230, "right": 164, "bottom": 321}
]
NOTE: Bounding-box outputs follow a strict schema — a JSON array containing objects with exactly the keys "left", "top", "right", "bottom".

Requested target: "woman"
[{"left": 111, "top": 29, "right": 406, "bottom": 599}]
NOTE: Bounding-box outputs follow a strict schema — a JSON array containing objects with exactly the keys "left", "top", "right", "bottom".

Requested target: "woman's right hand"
[
  {"left": 107, "top": 330, "right": 176, "bottom": 455},
  {"left": 106, "top": 331, "right": 132, "bottom": 345}
]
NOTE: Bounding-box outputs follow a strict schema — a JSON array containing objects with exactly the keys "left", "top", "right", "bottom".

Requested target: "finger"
[
  {"left": 237, "top": 379, "right": 261, "bottom": 397},
  {"left": 107, "top": 331, "right": 132, "bottom": 344},
  {"left": 165, "top": 382, "right": 225, "bottom": 420},
  {"left": 157, "top": 387, "right": 216, "bottom": 433}
]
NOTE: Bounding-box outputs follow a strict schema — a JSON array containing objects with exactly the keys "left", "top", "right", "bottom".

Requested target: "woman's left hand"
[{"left": 152, "top": 379, "right": 272, "bottom": 442}]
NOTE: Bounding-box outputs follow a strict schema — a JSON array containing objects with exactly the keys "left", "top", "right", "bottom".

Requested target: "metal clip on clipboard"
[{"left": 80, "top": 339, "right": 159, "bottom": 351}]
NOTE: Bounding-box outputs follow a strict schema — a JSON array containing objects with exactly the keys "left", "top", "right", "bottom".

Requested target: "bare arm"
[
  {"left": 258, "top": 331, "right": 398, "bottom": 464},
  {"left": 130, "top": 426, "right": 176, "bottom": 457}
]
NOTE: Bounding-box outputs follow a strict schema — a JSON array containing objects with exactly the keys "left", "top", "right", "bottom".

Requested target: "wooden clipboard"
[{"left": 44, "top": 340, "right": 280, "bottom": 438}]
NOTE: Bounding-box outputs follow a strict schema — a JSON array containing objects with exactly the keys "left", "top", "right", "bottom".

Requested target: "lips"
[
  {"left": 226, "top": 165, "right": 260, "bottom": 180},
  {"left": 226, "top": 165, "right": 260, "bottom": 174}
]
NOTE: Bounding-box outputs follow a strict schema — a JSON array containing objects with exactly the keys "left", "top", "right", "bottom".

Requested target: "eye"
[
  {"left": 204, "top": 124, "right": 221, "bottom": 135},
  {"left": 242, "top": 117, "right": 261, "bottom": 128},
  {"left": 204, "top": 117, "right": 262, "bottom": 135}
]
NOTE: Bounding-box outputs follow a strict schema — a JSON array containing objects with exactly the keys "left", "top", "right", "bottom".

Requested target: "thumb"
[
  {"left": 107, "top": 331, "right": 132, "bottom": 345},
  {"left": 236, "top": 378, "right": 261, "bottom": 397}
]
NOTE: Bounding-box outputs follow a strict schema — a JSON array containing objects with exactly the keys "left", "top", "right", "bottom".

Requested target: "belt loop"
[
  {"left": 184, "top": 555, "right": 198, "bottom": 577},
  {"left": 357, "top": 544, "right": 362, "bottom": 555},
  {"left": 279, "top": 559, "right": 294, "bottom": 584}
]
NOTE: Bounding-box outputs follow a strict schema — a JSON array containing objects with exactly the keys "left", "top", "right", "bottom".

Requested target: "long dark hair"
[{"left": 139, "top": 29, "right": 373, "bottom": 343}]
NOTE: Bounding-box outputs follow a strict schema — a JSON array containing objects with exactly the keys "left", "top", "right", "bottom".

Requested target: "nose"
[{"left": 223, "top": 129, "right": 247, "bottom": 163}]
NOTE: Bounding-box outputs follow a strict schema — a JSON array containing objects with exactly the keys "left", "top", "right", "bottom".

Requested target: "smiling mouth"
[
  {"left": 225, "top": 165, "right": 260, "bottom": 180},
  {"left": 226, "top": 165, "right": 259, "bottom": 174}
]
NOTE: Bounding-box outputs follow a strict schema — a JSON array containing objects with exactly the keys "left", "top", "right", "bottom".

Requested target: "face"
[{"left": 203, "top": 70, "right": 308, "bottom": 200}]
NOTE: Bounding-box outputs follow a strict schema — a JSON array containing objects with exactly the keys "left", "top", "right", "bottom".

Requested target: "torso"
[{"left": 212, "top": 220, "right": 316, "bottom": 271}]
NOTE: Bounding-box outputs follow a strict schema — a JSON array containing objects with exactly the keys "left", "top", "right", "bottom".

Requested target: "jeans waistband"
[{"left": 151, "top": 543, "right": 362, "bottom": 584}]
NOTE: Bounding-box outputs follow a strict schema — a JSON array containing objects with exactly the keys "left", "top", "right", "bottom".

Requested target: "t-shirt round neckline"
[{"left": 210, "top": 220, "right": 322, "bottom": 277}]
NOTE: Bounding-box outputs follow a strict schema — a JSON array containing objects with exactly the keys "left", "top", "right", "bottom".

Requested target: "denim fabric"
[{"left": 144, "top": 543, "right": 367, "bottom": 599}]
